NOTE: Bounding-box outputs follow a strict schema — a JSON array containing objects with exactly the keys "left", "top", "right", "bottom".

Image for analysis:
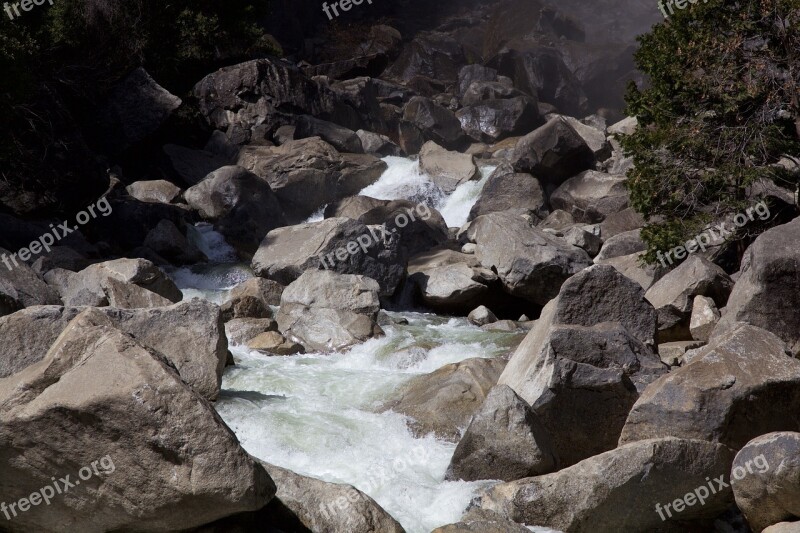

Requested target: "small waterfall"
[
  {"left": 187, "top": 222, "right": 238, "bottom": 263},
  {"left": 359, "top": 157, "right": 495, "bottom": 228}
]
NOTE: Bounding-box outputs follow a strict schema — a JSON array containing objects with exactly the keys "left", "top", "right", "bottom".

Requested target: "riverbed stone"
[
  {"left": 690, "top": 295, "right": 720, "bottom": 342},
  {"left": 247, "top": 331, "right": 305, "bottom": 355},
  {"left": 225, "top": 317, "right": 278, "bottom": 346},
  {"left": 467, "top": 163, "right": 547, "bottom": 222},
  {"left": 468, "top": 305, "right": 497, "bottom": 326},
  {"left": 549, "top": 170, "right": 629, "bottom": 223},
  {"left": 418, "top": 141, "right": 479, "bottom": 193}
]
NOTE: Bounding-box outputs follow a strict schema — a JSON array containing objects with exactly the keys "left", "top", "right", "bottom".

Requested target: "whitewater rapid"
[{"left": 169, "top": 158, "right": 554, "bottom": 532}]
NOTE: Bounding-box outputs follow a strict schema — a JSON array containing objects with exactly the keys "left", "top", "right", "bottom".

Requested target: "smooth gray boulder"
[
  {"left": 381, "top": 357, "right": 506, "bottom": 441},
  {"left": 467, "top": 163, "right": 547, "bottom": 222},
  {"left": 690, "top": 295, "right": 720, "bottom": 342},
  {"left": 596, "top": 251, "right": 667, "bottom": 290},
  {"left": 225, "top": 317, "right": 278, "bottom": 346},
  {"left": 472, "top": 438, "right": 734, "bottom": 533},
  {"left": 594, "top": 229, "right": 645, "bottom": 263},
  {"left": 732, "top": 432, "right": 800, "bottom": 532},
  {"left": 356, "top": 129, "right": 402, "bottom": 156},
  {"left": 619, "top": 324, "right": 800, "bottom": 450},
  {"left": 276, "top": 270, "right": 384, "bottom": 352},
  {"left": 549, "top": 171, "right": 629, "bottom": 223},
  {"left": 185, "top": 165, "right": 287, "bottom": 255},
  {"left": 714, "top": 217, "right": 800, "bottom": 353},
  {"left": 418, "top": 141, "right": 479, "bottom": 193},
  {"left": 645, "top": 255, "right": 733, "bottom": 342},
  {"left": 510, "top": 117, "right": 595, "bottom": 192},
  {"left": 498, "top": 264, "right": 662, "bottom": 466},
  {"left": 446, "top": 385, "right": 558, "bottom": 482},
  {"left": 468, "top": 305, "right": 498, "bottom": 326},
  {"left": 0, "top": 309, "right": 273, "bottom": 532},
  {"left": 468, "top": 211, "right": 592, "bottom": 305}
]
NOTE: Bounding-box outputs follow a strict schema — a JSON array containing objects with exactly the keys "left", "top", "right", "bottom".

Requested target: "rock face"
[
  {"left": 256, "top": 462, "right": 405, "bottom": 533},
  {"left": 0, "top": 300, "right": 228, "bottom": 400},
  {"left": 467, "top": 163, "right": 547, "bottom": 221},
  {"left": 472, "top": 438, "right": 735, "bottom": 532},
  {"left": 468, "top": 212, "right": 593, "bottom": 305},
  {"left": 498, "top": 264, "right": 662, "bottom": 466},
  {"left": 0, "top": 247, "right": 61, "bottom": 316},
  {"left": 619, "top": 324, "right": 800, "bottom": 450},
  {"left": 237, "top": 138, "right": 387, "bottom": 222},
  {"left": 510, "top": 117, "right": 595, "bottom": 192},
  {"left": 549, "top": 170, "right": 629, "bottom": 223},
  {"left": 731, "top": 432, "right": 800, "bottom": 532},
  {"left": 251, "top": 217, "right": 404, "bottom": 297},
  {"left": 418, "top": 141, "right": 479, "bottom": 193},
  {"left": 185, "top": 165, "right": 287, "bottom": 255},
  {"left": 0, "top": 309, "right": 274, "bottom": 532},
  {"left": 276, "top": 270, "right": 384, "bottom": 352},
  {"left": 714, "top": 217, "right": 800, "bottom": 353},
  {"left": 644, "top": 255, "right": 733, "bottom": 342},
  {"left": 446, "top": 385, "right": 557, "bottom": 482},
  {"left": 381, "top": 357, "right": 507, "bottom": 441}
]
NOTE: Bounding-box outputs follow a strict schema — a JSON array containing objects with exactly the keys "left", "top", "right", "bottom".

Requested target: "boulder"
[
  {"left": 644, "top": 255, "right": 733, "bottom": 342},
  {"left": 764, "top": 523, "right": 800, "bottom": 533},
  {"left": 619, "top": 324, "right": 800, "bottom": 450},
  {"left": 599, "top": 207, "right": 646, "bottom": 239},
  {"left": 467, "top": 163, "right": 547, "bottom": 222},
  {"left": 468, "top": 305, "right": 498, "bottom": 326},
  {"left": 461, "top": 81, "right": 524, "bottom": 107},
  {"left": 497, "top": 264, "right": 661, "bottom": 466},
  {"left": 30, "top": 246, "right": 92, "bottom": 275},
  {"left": 102, "top": 277, "right": 176, "bottom": 309},
  {"left": 731, "top": 432, "right": 800, "bottom": 532},
  {"left": 511, "top": 117, "right": 595, "bottom": 192},
  {"left": 385, "top": 32, "right": 466, "bottom": 84},
  {"left": 126, "top": 180, "right": 182, "bottom": 204},
  {"left": 251, "top": 217, "right": 404, "bottom": 297},
  {"left": 539, "top": 209, "right": 576, "bottom": 230},
  {"left": 690, "top": 295, "right": 720, "bottom": 342},
  {"left": 457, "top": 65, "right": 499, "bottom": 98},
  {"left": 456, "top": 97, "right": 542, "bottom": 143},
  {"left": 0, "top": 247, "right": 61, "bottom": 316},
  {"left": 356, "top": 129, "right": 402, "bottom": 156},
  {"left": 658, "top": 340, "right": 706, "bottom": 367},
  {"left": 432, "top": 518, "right": 530, "bottom": 533},
  {"left": 446, "top": 385, "right": 558, "bottom": 482},
  {"left": 185, "top": 165, "right": 287, "bottom": 256},
  {"left": 276, "top": 270, "right": 384, "bottom": 352},
  {"left": 714, "top": 217, "right": 800, "bottom": 353},
  {"left": 596, "top": 251, "right": 666, "bottom": 290},
  {"left": 399, "top": 96, "right": 465, "bottom": 154},
  {"left": 557, "top": 115, "right": 612, "bottom": 160},
  {"left": 594, "top": 229, "right": 645, "bottom": 263},
  {"left": 549, "top": 171, "right": 629, "bottom": 223},
  {"left": 44, "top": 258, "right": 182, "bottom": 308},
  {"left": 237, "top": 138, "right": 387, "bottom": 222},
  {"left": 294, "top": 115, "right": 364, "bottom": 153},
  {"left": 0, "top": 309, "right": 273, "bottom": 531},
  {"left": 226, "top": 277, "right": 284, "bottom": 307},
  {"left": 225, "top": 317, "right": 278, "bottom": 346},
  {"left": 247, "top": 331, "right": 305, "bottom": 355},
  {"left": 381, "top": 357, "right": 507, "bottom": 441},
  {"left": 418, "top": 141, "right": 479, "bottom": 193},
  {"left": 324, "top": 195, "right": 388, "bottom": 220},
  {"left": 467, "top": 211, "right": 593, "bottom": 305},
  {"left": 472, "top": 438, "right": 735, "bottom": 532},
  {"left": 409, "top": 262, "right": 495, "bottom": 312},
  {"left": 558, "top": 226, "right": 603, "bottom": 257},
  {"left": 257, "top": 462, "right": 404, "bottom": 533}
]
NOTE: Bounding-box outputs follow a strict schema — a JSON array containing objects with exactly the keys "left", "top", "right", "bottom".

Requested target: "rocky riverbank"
[{"left": 1, "top": 0, "right": 800, "bottom": 531}]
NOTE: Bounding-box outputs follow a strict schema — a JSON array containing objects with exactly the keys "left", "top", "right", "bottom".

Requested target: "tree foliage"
[{"left": 621, "top": 0, "right": 800, "bottom": 264}]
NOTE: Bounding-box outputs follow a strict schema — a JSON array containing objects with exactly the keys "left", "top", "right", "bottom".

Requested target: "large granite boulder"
[
  {"left": 398, "top": 96, "right": 465, "bottom": 154},
  {"left": 445, "top": 385, "right": 558, "bottom": 482},
  {"left": 498, "top": 264, "right": 662, "bottom": 466},
  {"left": 0, "top": 309, "right": 273, "bottom": 531},
  {"left": 510, "top": 117, "right": 595, "bottom": 192},
  {"left": 418, "top": 141, "right": 479, "bottom": 193},
  {"left": 619, "top": 324, "right": 800, "bottom": 450},
  {"left": 381, "top": 357, "right": 507, "bottom": 441},
  {"left": 276, "top": 270, "right": 384, "bottom": 352},
  {"left": 467, "top": 163, "right": 547, "bottom": 222},
  {"left": 549, "top": 170, "right": 629, "bottom": 223},
  {"left": 236, "top": 138, "right": 387, "bottom": 222},
  {"left": 0, "top": 247, "right": 60, "bottom": 317},
  {"left": 472, "top": 438, "right": 735, "bottom": 532},
  {"left": 185, "top": 165, "right": 287, "bottom": 256},
  {"left": 732, "top": 432, "right": 800, "bottom": 532},
  {"left": 294, "top": 115, "right": 364, "bottom": 153},
  {"left": 0, "top": 300, "right": 228, "bottom": 400},
  {"left": 456, "top": 96, "right": 542, "bottom": 143},
  {"left": 126, "top": 180, "right": 182, "bottom": 204},
  {"left": 467, "top": 211, "right": 592, "bottom": 305},
  {"left": 714, "top": 217, "right": 800, "bottom": 354}
]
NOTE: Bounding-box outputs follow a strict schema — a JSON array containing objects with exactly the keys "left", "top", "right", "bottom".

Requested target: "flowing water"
[{"left": 170, "top": 159, "right": 557, "bottom": 532}]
